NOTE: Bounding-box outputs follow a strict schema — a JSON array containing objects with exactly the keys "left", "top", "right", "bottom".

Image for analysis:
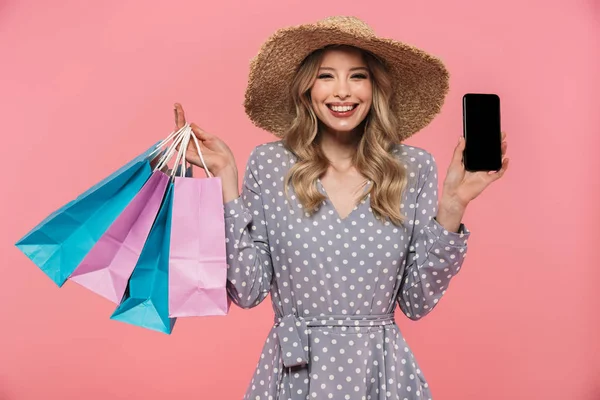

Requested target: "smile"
[{"left": 326, "top": 104, "right": 358, "bottom": 117}]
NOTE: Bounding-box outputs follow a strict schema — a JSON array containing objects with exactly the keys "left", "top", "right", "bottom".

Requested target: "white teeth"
[{"left": 329, "top": 105, "right": 355, "bottom": 112}]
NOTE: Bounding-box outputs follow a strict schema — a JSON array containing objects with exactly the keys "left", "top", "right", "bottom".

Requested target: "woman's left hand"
[{"left": 441, "top": 131, "right": 509, "bottom": 212}]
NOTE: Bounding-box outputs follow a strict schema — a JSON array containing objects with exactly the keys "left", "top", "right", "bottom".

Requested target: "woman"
[{"left": 176, "top": 16, "right": 508, "bottom": 400}]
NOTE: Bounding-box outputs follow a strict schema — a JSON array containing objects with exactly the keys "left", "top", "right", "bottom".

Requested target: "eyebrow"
[{"left": 318, "top": 67, "right": 369, "bottom": 72}]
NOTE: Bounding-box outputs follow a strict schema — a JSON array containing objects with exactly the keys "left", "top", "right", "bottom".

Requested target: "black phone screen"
[{"left": 462, "top": 93, "right": 502, "bottom": 171}]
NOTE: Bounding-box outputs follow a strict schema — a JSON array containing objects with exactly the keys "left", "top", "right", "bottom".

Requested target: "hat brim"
[{"left": 244, "top": 24, "right": 449, "bottom": 140}]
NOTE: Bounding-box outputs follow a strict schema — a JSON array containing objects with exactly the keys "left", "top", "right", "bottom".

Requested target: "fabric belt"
[
  {"left": 273, "top": 313, "right": 396, "bottom": 399},
  {"left": 274, "top": 313, "right": 396, "bottom": 368}
]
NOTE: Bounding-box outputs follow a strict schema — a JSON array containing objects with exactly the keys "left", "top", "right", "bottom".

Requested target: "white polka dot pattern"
[{"left": 223, "top": 141, "right": 470, "bottom": 400}]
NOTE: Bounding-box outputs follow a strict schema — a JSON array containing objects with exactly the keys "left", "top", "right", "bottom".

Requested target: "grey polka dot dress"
[{"left": 223, "top": 141, "right": 470, "bottom": 400}]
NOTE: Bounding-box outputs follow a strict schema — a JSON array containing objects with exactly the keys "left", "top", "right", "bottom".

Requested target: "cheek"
[
  {"left": 310, "top": 83, "right": 326, "bottom": 102},
  {"left": 358, "top": 96, "right": 372, "bottom": 115},
  {"left": 359, "top": 83, "right": 373, "bottom": 104},
  {"left": 310, "top": 95, "right": 321, "bottom": 115}
]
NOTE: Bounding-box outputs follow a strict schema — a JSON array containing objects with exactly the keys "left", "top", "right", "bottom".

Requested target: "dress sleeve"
[
  {"left": 223, "top": 147, "right": 274, "bottom": 309},
  {"left": 397, "top": 152, "right": 471, "bottom": 320}
]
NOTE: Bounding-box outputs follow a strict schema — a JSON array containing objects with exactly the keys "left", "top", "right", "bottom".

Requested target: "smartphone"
[{"left": 462, "top": 93, "right": 502, "bottom": 171}]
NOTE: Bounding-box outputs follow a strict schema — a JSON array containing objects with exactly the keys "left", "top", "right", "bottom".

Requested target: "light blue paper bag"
[
  {"left": 110, "top": 183, "right": 176, "bottom": 334},
  {"left": 15, "top": 142, "right": 162, "bottom": 286}
]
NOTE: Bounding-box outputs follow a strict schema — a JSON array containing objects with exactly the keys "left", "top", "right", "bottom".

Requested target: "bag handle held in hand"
[
  {"left": 171, "top": 126, "right": 191, "bottom": 179},
  {"left": 154, "top": 125, "right": 189, "bottom": 172},
  {"left": 188, "top": 127, "right": 212, "bottom": 178},
  {"left": 169, "top": 124, "right": 213, "bottom": 179}
]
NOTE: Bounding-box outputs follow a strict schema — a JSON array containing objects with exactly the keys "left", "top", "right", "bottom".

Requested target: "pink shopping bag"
[{"left": 168, "top": 129, "right": 229, "bottom": 317}]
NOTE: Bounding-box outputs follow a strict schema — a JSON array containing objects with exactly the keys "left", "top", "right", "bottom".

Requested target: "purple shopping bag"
[
  {"left": 68, "top": 170, "right": 170, "bottom": 303},
  {"left": 168, "top": 130, "right": 229, "bottom": 317}
]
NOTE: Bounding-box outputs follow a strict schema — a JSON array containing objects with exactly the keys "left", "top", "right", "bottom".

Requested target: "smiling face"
[{"left": 310, "top": 47, "right": 373, "bottom": 137}]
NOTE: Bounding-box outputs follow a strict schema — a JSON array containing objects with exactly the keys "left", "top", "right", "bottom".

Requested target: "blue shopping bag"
[
  {"left": 15, "top": 142, "right": 162, "bottom": 287},
  {"left": 110, "top": 182, "right": 176, "bottom": 334}
]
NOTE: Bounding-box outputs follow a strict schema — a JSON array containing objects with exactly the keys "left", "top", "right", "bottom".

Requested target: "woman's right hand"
[{"left": 174, "top": 103, "right": 240, "bottom": 202}]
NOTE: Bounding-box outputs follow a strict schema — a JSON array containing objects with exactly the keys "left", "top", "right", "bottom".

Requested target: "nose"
[{"left": 334, "top": 79, "right": 350, "bottom": 99}]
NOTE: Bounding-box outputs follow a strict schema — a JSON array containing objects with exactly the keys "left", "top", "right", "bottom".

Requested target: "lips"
[{"left": 326, "top": 103, "right": 359, "bottom": 118}]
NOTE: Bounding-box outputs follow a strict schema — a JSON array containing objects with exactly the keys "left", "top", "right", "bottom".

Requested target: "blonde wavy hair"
[{"left": 283, "top": 44, "right": 408, "bottom": 226}]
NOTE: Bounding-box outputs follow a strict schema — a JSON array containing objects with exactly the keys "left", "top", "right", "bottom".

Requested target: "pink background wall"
[{"left": 1, "top": 0, "right": 599, "bottom": 399}]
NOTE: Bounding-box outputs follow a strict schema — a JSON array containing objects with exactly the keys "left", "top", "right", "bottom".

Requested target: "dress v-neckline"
[{"left": 317, "top": 178, "right": 372, "bottom": 221}]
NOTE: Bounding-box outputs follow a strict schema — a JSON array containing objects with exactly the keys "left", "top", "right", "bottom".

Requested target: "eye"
[
  {"left": 352, "top": 73, "right": 368, "bottom": 79},
  {"left": 317, "top": 73, "right": 333, "bottom": 79}
]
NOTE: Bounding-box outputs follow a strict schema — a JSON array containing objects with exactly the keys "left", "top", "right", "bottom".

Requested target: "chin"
[
  {"left": 325, "top": 117, "right": 368, "bottom": 134},
  {"left": 326, "top": 123, "right": 361, "bottom": 133}
]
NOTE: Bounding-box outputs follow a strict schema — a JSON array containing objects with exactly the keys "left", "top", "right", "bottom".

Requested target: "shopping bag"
[
  {"left": 168, "top": 130, "right": 230, "bottom": 317},
  {"left": 66, "top": 126, "right": 192, "bottom": 303},
  {"left": 68, "top": 170, "right": 171, "bottom": 303},
  {"left": 110, "top": 181, "right": 176, "bottom": 334},
  {"left": 15, "top": 142, "right": 164, "bottom": 287}
]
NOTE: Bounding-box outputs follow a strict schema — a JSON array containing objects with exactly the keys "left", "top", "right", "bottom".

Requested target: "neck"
[{"left": 318, "top": 125, "right": 363, "bottom": 166}]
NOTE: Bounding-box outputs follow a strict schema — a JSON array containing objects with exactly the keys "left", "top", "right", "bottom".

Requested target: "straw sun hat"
[{"left": 243, "top": 16, "right": 450, "bottom": 140}]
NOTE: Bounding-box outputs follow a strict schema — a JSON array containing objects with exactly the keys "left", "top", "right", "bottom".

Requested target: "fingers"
[
  {"left": 487, "top": 157, "right": 509, "bottom": 180},
  {"left": 492, "top": 131, "right": 508, "bottom": 179},
  {"left": 174, "top": 103, "right": 186, "bottom": 130},
  {"left": 190, "top": 123, "right": 212, "bottom": 141},
  {"left": 497, "top": 157, "right": 509, "bottom": 178},
  {"left": 451, "top": 136, "right": 466, "bottom": 167}
]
